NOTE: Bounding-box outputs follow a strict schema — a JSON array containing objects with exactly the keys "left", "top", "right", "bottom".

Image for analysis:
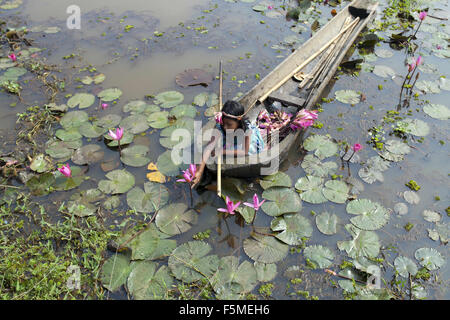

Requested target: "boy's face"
[{"left": 222, "top": 117, "right": 239, "bottom": 130}]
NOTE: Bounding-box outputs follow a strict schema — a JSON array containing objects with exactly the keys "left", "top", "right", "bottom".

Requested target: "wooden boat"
[{"left": 202, "top": 0, "right": 378, "bottom": 178}]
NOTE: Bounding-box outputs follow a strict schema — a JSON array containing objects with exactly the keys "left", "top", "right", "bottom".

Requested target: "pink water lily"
[
  {"left": 408, "top": 61, "right": 416, "bottom": 72},
  {"left": 108, "top": 127, "right": 124, "bottom": 141},
  {"left": 244, "top": 193, "right": 266, "bottom": 211},
  {"left": 177, "top": 164, "right": 197, "bottom": 183},
  {"left": 8, "top": 53, "right": 17, "bottom": 62},
  {"left": 416, "top": 55, "right": 423, "bottom": 66},
  {"left": 214, "top": 112, "right": 223, "bottom": 125},
  {"left": 58, "top": 163, "right": 72, "bottom": 178},
  {"left": 101, "top": 103, "right": 109, "bottom": 110},
  {"left": 352, "top": 143, "right": 362, "bottom": 152},
  {"left": 267, "top": 5, "right": 274, "bottom": 10},
  {"left": 217, "top": 196, "right": 241, "bottom": 215},
  {"left": 436, "top": 45, "right": 442, "bottom": 50},
  {"left": 419, "top": 11, "right": 427, "bottom": 21}
]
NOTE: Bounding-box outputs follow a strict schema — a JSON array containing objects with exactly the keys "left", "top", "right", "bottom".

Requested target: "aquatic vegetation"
[
  {"left": 405, "top": 179, "right": 420, "bottom": 191},
  {"left": 57, "top": 163, "right": 72, "bottom": 177},
  {"left": 217, "top": 196, "right": 241, "bottom": 215}
]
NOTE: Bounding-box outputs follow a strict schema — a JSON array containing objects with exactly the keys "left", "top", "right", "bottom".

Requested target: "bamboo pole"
[
  {"left": 217, "top": 61, "right": 223, "bottom": 198},
  {"left": 257, "top": 17, "right": 360, "bottom": 105}
]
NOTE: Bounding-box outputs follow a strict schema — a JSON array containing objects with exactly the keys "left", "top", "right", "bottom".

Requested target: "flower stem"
[{"left": 189, "top": 186, "right": 193, "bottom": 208}]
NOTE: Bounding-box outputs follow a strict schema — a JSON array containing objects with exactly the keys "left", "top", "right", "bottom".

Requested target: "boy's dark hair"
[{"left": 221, "top": 100, "right": 249, "bottom": 130}]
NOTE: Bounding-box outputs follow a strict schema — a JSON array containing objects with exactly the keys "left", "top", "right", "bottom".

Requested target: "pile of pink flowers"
[{"left": 257, "top": 109, "right": 318, "bottom": 133}]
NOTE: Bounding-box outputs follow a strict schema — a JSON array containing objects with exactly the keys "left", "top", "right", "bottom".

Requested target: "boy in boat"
[{"left": 191, "top": 100, "right": 264, "bottom": 188}]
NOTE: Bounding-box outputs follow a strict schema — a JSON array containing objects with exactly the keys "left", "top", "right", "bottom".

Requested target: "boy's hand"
[{"left": 191, "top": 170, "right": 203, "bottom": 189}]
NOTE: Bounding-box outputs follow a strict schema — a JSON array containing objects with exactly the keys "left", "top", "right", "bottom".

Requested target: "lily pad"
[
  {"left": 346, "top": 199, "right": 389, "bottom": 231},
  {"left": 396, "top": 119, "right": 430, "bottom": 137},
  {"left": 26, "top": 173, "right": 55, "bottom": 196},
  {"left": 415, "top": 80, "right": 441, "bottom": 94},
  {"left": 315, "top": 212, "right": 338, "bottom": 235},
  {"left": 423, "top": 103, "right": 450, "bottom": 120},
  {"left": 303, "top": 135, "right": 338, "bottom": 160},
  {"left": 67, "top": 201, "right": 96, "bottom": 217},
  {"left": 337, "top": 224, "right": 380, "bottom": 259},
  {"left": 154, "top": 91, "right": 184, "bottom": 108},
  {"left": 414, "top": 248, "right": 445, "bottom": 270},
  {"left": 45, "top": 140, "right": 75, "bottom": 159},
  {"left": 422, "top": 210, "right": 441, "bottom": 223},
  {"left": 394, "top": 202, "right": 408, "bottom": 215},
  {"left": 30, "top": 154, "right": 51, "bottom": 173},
  {"left": 120, "top": 115, "right": 150, "bottom": 134},
  {"left": 97, "top": 88, "right": 123, "bottom": 101},
  {"left": 260, "top": 171, "right": 292, "bottom": 189},
  {"left": 358, "top": 166, "right": 384, "bottom": 184},
  {"left": 169, "top": 104, "right": 197, "bottom": 118},
  {"left": 94, "top": 114, "right": 122, "bottom": 128},
  {"left": 55, "top": 128, "right": 83, "bottom": 142},
  {"left": 159, "top": 117, "right": 195, "bottom": 149},
  {"left": 372, "top": 65, "right": 395, "bottom": 78},
  {"left": 168, "top": 241, "right": 219, "bottom": 283},
  {"left": 60, "top": 110, "right": 89, "bottom": 129},
  {"left": 78, "top": 122, "right": 107, "bottom": 138},
  {"left": 322, "top": 180, "right": 349, "bottom": 204},
  {"left": 403, "top": 190, "right": 420, "bottom": 205},
  {"left": 301, "top": 154, "right": 337, "bottom": 177},
  {"left": 120, "top": 145, "right": 150, "bottom": 167},
  {"left": 71, "top": 144, "right": 104, "bottom": 165},
  {"left": 271, "top": 213, "right": 313, "bottom": 245},
  {"left": 98, "top": 169, "right": 135, "bottom": 194},
  {"left": 294, "top": 175, "right": 327, "bottom": 204},
  {"left": 122, "top": 100, "right": 148, "bottom": 113},
  {"left": 126, "top": 182, "right": 169, "bottom": 213},
  {"left": 377, "top": 150, "right": 404, "bottom": 162},
  {"left": 126, "top": 261, "right": 173, "bottom": 300},
  {"left": 156, "top": 150, "right": 186, "bottom": 177},
  {"left": 261, "top": 187, "right": 302, "bottom": 216},
  {"left": 243, "top": 233, "right": 289, "bottom": 264},
  {"left": 385, "top": 139, "right": 411, "bottom": 155},
  {"left": 100, "top": 253, "right": 132, "bottom": 292},
  {"left": 155, "top": 203, "right": 198, "bottom": 236},
  {"left": 335, "top": 90, "right": 361, "bottom": 104},
  {"left": 193, "top": 92, "right": 209, "bottom": 107},
  {"left": 67, "top": 93, "right": 95, "bottom": 109},
  {"left": 103, "top": 196, "right": 121, "bottom": 210},
  {"left": 147, "top": 111, "right": 170, "bottom": 129},
  {"left": 394, "top": 256, "right": 418, "bottom": 278},
  {"left": 53, "top": 165, "right": 85, "bottom": 191},
  {"left": 365, "top": 156, "right": 390, "bottom": 171},
  {"left": 175, "top": 69, "right": 213, "bottom": 88},
  {"left": 254, "top": 262, "right": 277, "bottom": 282},
  {"left": 303, "top": 245, "right": 335, "bottom": 269}
]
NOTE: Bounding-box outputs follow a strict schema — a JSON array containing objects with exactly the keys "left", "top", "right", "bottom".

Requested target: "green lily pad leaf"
[
  {"left": 156, "top": 150, "right": 186, "bottom": 177},
  {"left": 295, "top": 175, "right": 327, "bottom": 204},
  {"left": 93, "top": 73, "right": 106, "bottom": 84},
  {"left": 423, "top": 103, "right": 450, "bottom": 120},
  {"left": 322, "top": 180, "right": 349, "bottom": 204},
  {"left": 53, "top": 165, "right": 85, "bottom": 191},
  {"left": 120, "top": 115, "right": 149, "bottom": 134},
  {"left": 261, "top": 187, "right": 302, "bottom": 217},
  {"left": 206, "top": 93, "right": 219, "bottom": 108},
  {"left": 0, "top": 58, "right": 15, "bottom": 69},
  {"left": 126, "top": 261, "right": 173, "bottom": 300},
  {"left": 415, "top": 80, "right": 440, "bottom": 94},
  {"left": 316, "top": 212, "right": 338, "bottom": 235},
  {"left": 0, "top": 66, "right": 26, "bottom": 81},
  {"left": 428, "top": 223, "right": 449, "bottom": 243},
  {"left": 271, "top": 213, "right": 313, "bottom": 245},
  {"left": 252, "top": 4, "right": 267, "bottom": 12},
  {"left": 155, "top": 203, "right": 198, "bottom": 236},
  {"left": 154, "top": 91, "right": 184, "bottom": 108},
  {"left": 422, "top": 210, "right": 441, "bottom": 223},
  {"left": 126, "top": 182, "right": 169, "bottom": 213},
  {"left": 358, "top": 166, "right": 384, "bottom": 184},
  {"left": 67, "top": 93, "right": 95, "bottom": 109},
  {"left": 45, "top": 140, "right": 75, "bottom": 159},
  {"left": 169, "top": 104, "right": 197, "bottom": 118},
  {"left": 418, "top": 62, "right": 437, "bottom": 74},
  {"left": 77, "top": 121, "right": 106, "bottom": 138},
  {"left": 394, "top": 256, "right": 418, "bottom": 278},
  {"left": 303, "top": 245, "right": 335, "bottom": 269},
  {"left": 120, "top": 145, "right": 150, "bottom": 167},
  {"left": 193, "top": 92, "right": 209, "bottom": 106},
  {"left": 103, "top": 196, "right": 121, "bottom": 210},
  {"left": 414, "top": 248, "right": 445, "bottom": 271},
  {"left": 97, "top": 88, "right": 122, "bottom": 101},
  {"left": 67, "top": 200, "right": 96, "bottom": 217},
  {"left": 396, "top": 119, "right": 430, "bottom": 137},
  {"left": 55, "top": 128, "right": 82, "bottom": 142},
  {"left": 159, "top": 117, "right": 195, "bottom": 149},
  {"left": 301, "top": 154, "right": 337, "bottom": 177},
  {"left": 372, "top": 65, "right": 395, "bottom": 78},
  {"left": 303, "top": 135, "right": 338, "bottom": 160},
  {"left": 209, "top": 256, "right": 258, "bottom": 299},
  {"left": 260, "top": 171, "right": 292, "bottom": 189},
  {"left": 26, "top": 173, "right": 55, "bottom": 196},
  {"left": 346, "top": 199, "right": 389, "bottom": 231},
  {"left": 394, "top": 202, "right": 408, "bottom": 215},
  {"left": 337, "top": 224, "right": 380, "bottom": 259},
  {"left": 30, "top": 154, "right": 51, "bottom": 173},
  {"left": 71, "top": 144, "right": 104, "bottom": 165},
  {"left": 60, "top": 110, "right": 89, "bottom": 129},
  {"left": 118, "top": 224, "right": 176, "bottom": 261},
  {"left": 98, "top": 169, "right": 135, "bottom": 194},
  {"left": 235, "top": 205, "right": 256, "bottom": 224},
  {"left": 439, "top": 78, "right": 450, "bottom": 91},
  {"left": 147, "top": 111, "right": 170, "bottom": 129},
  {"left": 374, "top": 48, "right": 394, "bottom": 58},
  {"left": 243, "top": 233, "right": 289, "bottom": 263},
  {"left": 100, "top": 253, "right": 132, "bottom": 292},
  {"left": 377, "top": 150, "right": 404, "bottom": 162},
  {"left": 365, "top": 156, "right": 390, "bottom": 171},
  {"left": 385, "top": 139, "right": 411, "bottom": 155},
  {"left": 204, "top": 103, "right": 221, "bottom": 117},
  {"left": 168, "top": 241, "right": 219, "bottom": 283},
  {"left": 105, "top": 131, "right": 134, "bottom": 147},
  {"left": 335, "top": 90, "right": 361, "bottom": 104},
  {"left": 70, "top": 188, "right": 104, "bottom": 203},
  {"left": 345, "top": 176, "right": 365, "bottom": 195},
  {"left": 254, "top": 262, "right": 277, "bottom": 282},
  {"left": 94, "top": 114, "right": 122, "bottom": 128},
  {"left": 122, "top": 100, "right": 148, "bottom": 113},
  {"left": 403, "top": 190, "right": 420, "bottom": 204}
]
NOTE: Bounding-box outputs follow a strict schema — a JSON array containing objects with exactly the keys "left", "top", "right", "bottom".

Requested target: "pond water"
[{"left": 0, "top": 0, "right": 449, "bottom": 300}]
